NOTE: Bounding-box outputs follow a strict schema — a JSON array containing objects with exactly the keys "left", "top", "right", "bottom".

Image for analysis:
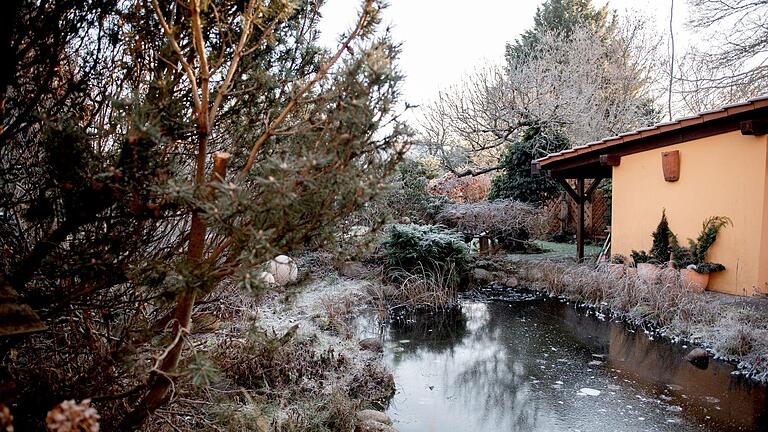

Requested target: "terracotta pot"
[
  {"left": 680, "top": 268, "right": 709, "bottom": 293},
  {"left": 659, "top": 267, "right": 681, "bottom": 285},
  {"left": 637, "top": 263, "right": 661, "bottom": 284}
]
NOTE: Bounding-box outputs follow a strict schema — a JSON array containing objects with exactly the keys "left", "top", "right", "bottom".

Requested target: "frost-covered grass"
[
  {"left": 517, "top": 260, "right": 768, "bottom": 381},
  {"left": 145, "top": 254, "right": 394, "bottom": 431}
]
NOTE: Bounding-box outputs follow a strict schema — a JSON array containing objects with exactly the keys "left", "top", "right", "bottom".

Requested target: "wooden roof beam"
[
  {"left": 599, "top": 154, "right": 621, "bottom": 166},
  {"left": 555, "top": 178, "right": 580, "bottom": 203},
  {"left": 741, "top": 119, "right": 768, "bottom": 135}
]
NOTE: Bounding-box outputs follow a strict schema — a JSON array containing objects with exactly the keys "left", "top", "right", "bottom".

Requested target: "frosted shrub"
[
  {"left": 383, "top": 224, "right": 469, "bottom": 293},
  {"left": 436, "top": 199, "right": 546, "bottom": 251}
]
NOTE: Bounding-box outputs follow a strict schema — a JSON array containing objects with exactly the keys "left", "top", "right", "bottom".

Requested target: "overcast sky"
[{"left": 317, "top": 0, "right": 693, "bottom": 115}]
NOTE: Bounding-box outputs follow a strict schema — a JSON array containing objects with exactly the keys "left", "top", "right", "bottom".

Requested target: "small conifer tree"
[{"left": 649, "top": 210, "right": 678, "bottom": 264}]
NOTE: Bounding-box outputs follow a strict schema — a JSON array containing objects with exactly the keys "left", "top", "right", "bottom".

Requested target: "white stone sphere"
[
  {"left": 259, "top": 271, "right": 275, "bottom": 285},
  {"left": 268, "top": 255, "right": 298, "bottom": 286}
]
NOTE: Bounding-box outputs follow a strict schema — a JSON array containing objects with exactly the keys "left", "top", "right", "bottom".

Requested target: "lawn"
[{"left": 507, "top": 240, "right": 603, "bottom": 261}]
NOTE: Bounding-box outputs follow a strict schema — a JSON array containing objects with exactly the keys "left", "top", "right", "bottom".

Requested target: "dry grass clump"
[
  {"left": 369, "top": 264, "right": 460, "bottom": 317},
  {"left": 347, "top": 359, "right": 396, "bottom": 405},
  {"left": 694, "top": 307, "right": 768, "bottom": 379},
  {"left": 272, "top": 388, "right": 360, "bottom": 432},
  {"left": 319, "top": 295, "right": 357, "bottom": 338},
  {"left": 210, "top": 324, "right": 395, "bottom": 431},
  {"left": 181, "top": 388, "right": 361, "bottom": 432},
  {"left": 717, "top": 325, "right": 755, "bottom": 357},
  {"left": 518, "top": 261, "right": 707, "bottom": 330}
]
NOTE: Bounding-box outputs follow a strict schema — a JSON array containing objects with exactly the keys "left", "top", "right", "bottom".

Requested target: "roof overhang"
[{"left": 532, "top": 96, "right": 768, "bottom": 179}]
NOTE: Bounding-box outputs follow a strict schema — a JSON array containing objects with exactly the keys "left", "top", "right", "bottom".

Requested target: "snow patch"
[{"left": 577, "top": 388, "right": 601, "bottom": 396}]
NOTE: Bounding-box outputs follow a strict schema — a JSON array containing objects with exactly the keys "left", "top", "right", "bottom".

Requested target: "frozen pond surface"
[{"left": 362, "top": 290, "right": 768, "bottom": 432}]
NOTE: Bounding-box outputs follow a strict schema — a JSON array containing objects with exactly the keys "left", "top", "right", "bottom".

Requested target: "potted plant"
[
  {"left": 631, "top": 211, "right": 681, "bottom": 284},
  {"left": 674, "top": 216, "right": 732, "bottom": 292}
]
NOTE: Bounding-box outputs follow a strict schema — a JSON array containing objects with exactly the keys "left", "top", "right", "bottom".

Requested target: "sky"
[{"left": 317, "top": 0, "right": 694, "bottom": 117}]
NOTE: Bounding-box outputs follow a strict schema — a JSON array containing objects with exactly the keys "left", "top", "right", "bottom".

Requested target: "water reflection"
[{"left": 381, "top": 297, "right": 768, "bottom": 432}]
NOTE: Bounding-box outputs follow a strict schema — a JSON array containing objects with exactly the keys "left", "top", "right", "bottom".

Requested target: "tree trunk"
[{"left": 117, "top": 152, "right": 229, "bottom": 430}]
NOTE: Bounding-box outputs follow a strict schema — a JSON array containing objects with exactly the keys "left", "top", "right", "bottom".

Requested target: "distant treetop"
[{"left": 506, "top": 0, "right": 611, "bottom": 61}]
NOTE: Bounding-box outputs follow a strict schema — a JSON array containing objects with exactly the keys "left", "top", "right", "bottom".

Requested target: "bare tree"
[
  {"left": 417, "top": 65, "right": 514, "bottom": 174},
  {"left": 673, "top": 0, "right": 768, "bottom": 112},
  {"left": 674, "top": 49, "right": 767, "bottom": 113},
  {"left": 418, "top": 14, "right": 664, "bottom": 175},
  {"left": 685, "top": 0, "right": 768, "bottom": 93}
]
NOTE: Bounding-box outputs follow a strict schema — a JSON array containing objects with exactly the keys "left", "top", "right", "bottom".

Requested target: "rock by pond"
[
  {"left": 356, "top": 410, "right": 397, "bottom": 432},
  {"left": 359, "top": 337, "right": 384, "bottom": 352},
  {"left": 685, "top": 347, "right": 710, "bottom": 369},
  {"left": 472, "top": 268, "right": 494, "bottom": 284},
  {"left": 341, "top": 261, "right": 368, "bottom": 278},
  {"left": 356, "top": 409, "right": 393, "bottom": 425}
]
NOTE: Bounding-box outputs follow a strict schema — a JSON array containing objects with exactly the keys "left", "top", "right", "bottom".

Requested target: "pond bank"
[
  {"left": 512, "top": 259, "right": 768, "bottom": 383},
  {"left": 362, "top": 291, "right": 768, "bottom": 431},
  {"left": 146, "top": 252, "right": 768, "bottom": 431}
]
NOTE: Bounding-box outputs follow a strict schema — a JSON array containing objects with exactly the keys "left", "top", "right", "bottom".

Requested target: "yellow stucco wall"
[{"left": 611, "top": 131, "right": 768, "bottom": 295}]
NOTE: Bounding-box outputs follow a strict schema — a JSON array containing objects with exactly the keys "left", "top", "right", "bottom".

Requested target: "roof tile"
[{"left": 537, "top": 94, "right": 768, "bottom": 168}]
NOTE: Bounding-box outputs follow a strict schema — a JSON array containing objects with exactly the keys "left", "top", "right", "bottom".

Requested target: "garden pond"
[{"left": 357, "top": 288, "right": 768, "bottom": 431}]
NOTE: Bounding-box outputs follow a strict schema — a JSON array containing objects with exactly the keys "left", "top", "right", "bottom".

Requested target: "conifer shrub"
[
  {"left": 630, "top": 250, "right": 653, "bottom": 265},
  {"left": 354, "top": 158, "right": 450, "bottom": 227},
  {"left": 631, "top": 213, "right": 731, "bottom": 274},
  {"left": 649, "top": 210, "right": 678, "bottom": 263}
]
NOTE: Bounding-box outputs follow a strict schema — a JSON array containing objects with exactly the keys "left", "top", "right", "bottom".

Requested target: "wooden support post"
[
  {"left": 576, "top": 178, "right": 585, "bottom": 262},
  {"left": 585, "top": 177, "right": 603, "bottom": 201}
]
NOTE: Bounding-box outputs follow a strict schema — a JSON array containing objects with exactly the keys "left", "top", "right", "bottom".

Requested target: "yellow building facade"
[
  {"left": 533, "top": 96, "right": 768, "bottom": 296},
  {"left": 611, "top": 131, "right": 768, "bottom": 295}
]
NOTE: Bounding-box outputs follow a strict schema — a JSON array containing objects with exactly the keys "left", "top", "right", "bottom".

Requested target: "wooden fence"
[{"left": 542, "top": 187, "right": 609, "bottom": 240}]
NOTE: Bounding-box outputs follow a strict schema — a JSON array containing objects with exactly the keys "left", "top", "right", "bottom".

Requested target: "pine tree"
[
  {"left": 0, "top": 0, "right": 407, "bottom": 429},
  {"left": 649, "top": 210, "right": 677, "bottom": 264}
]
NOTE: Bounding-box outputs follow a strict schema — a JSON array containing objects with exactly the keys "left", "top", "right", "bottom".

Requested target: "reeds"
[{"left": 518, "top": 261, "right": 707, "bottom": 330}]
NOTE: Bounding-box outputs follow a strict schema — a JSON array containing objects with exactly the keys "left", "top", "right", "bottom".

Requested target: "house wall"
[
  {"left": 760, "top": 137, "right": 768, "bottom": 294},
  {"left": 611, "top": 131, "right": 768, "bottom": 295}
]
